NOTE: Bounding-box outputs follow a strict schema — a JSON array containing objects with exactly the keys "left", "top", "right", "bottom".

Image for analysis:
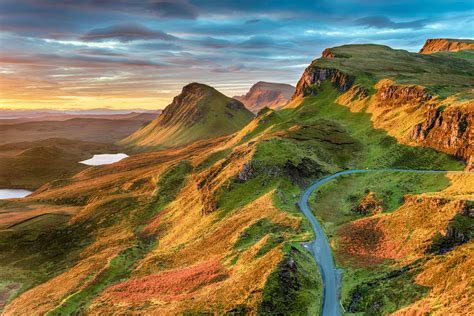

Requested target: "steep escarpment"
[
  {"left": 419, "top": 38, "right": 474, "bottom": 54},
  {"left": 352, "top": 80, "right": 473, "bottom": 168},
  {"left": 122, "top": 83, "right": 254, "bottom": 149},
  {"left": 234, "top": 81, "right": 295, "bottom": 113},
  {"left": 292, "top": 43, "right": 473, "bottom": 167},
  {"left": 292, "top": 67, "right": 354, "bottom": 100},
  {"left": 411, "top": 103, "right": 473, "bottom": 166}
]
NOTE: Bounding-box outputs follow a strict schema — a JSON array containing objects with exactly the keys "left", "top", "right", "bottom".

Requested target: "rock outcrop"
[
  {"left": 338, "top": 79, "right": 473, "bottom": 169},
  {"left": 234, "top": 81, "right": 295, "bottom": 113},
  {"left": 429, "top": 200, "right": 473, "bottom": 254},
  {"left": 321, "top": 48, "right": 335, "bottom": 58},
  {"left": 375, "top": 80, "right": 433, "bottom": 105},
  {"left": 292, "top": 67, "right": 355, "bottom": 100},
  {"left": 419, "top": 38, "right": 474, "bottom": 54},
  {"left": 411, "top": 103, "right": 473, "bottom": 165},
  {"left": 352, "top": 192, "right": 384, "bottom": 216}
]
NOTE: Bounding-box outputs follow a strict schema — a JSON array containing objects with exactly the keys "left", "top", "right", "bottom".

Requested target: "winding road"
[{"left": 298, "top": 169, "right": 472, "bottom": 316}]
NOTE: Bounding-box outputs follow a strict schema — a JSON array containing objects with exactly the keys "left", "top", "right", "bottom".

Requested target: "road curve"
[{"left": 298, "top": 169, "right": 472, "bottom": 316}]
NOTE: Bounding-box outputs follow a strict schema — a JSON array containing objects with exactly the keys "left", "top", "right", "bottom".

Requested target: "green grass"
[
  {"left": 216, "top": 175, "right": 278, "bottom": 218},
  {"left": 291, "top": 84, "right": 464, "bottom": 170},
  {"left": 133, "top": 160, "right": 193, "bottom": 229},
  {"left": 433, "top": 49, "right": 474, "bottom": 61},
  {"left": 156, "top": 160, "right": 193, "bottom": 204},
  {"left": 342, "top": 261, "right": 428, "bottom": 314},
  {"left": 309, "top": 171, "right": 451, "bottom": 237},
  {"left": 259, "top": 243, "right": 322, "bottom": 315},
  {"left": 315, "top": 44, "right": 474, "bottom": 96},
  {"left": 195, "top": 148, "right": 232, "bottom": 172},
  {"left": 233, "top": 219, "right": 290, "bottom": 256},
  {"left": 0, "top": 215, "right": 94, "bottom": 308}
]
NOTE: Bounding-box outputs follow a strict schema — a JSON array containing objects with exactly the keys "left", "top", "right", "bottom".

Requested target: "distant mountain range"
[
  {"left": 234, "top": 81, "right": 295, "bottom": 113},
  {"left": 0, "top": 108, "right": 160, "bottom": 119}
]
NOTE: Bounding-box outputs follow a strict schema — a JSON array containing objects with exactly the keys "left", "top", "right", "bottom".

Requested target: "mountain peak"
[
  {"left": 234, "top": 81, "right": 295, "bottom": 113},
  {"left": 181, "top": 82, "right": 215, "bottom": 94},
  {"left": 122, "top": 83, "right": 253, "bottom": 149}
]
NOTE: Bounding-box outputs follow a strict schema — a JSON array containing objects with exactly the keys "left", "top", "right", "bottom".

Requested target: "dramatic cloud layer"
[
  {"left": 0, "top": 0, "right": 472, "bottom": 109},
  {"left": 79, "top": 24, "right": 177, "bottom": 42}
]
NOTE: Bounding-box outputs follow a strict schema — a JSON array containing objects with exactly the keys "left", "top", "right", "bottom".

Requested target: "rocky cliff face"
[
  {"left": 337, "top": 78, "right": 473, "bottom": 169},
  {"left": 375, "top": 80, "right": 433, "bottom": 105},
  {"left": 419, "top": 38, "right": 474, "bottom": 54},
  {"left": 292, "top": 67, "right": 355, "bottom": 100},
  {"left": 411, "top": 104, "right": 473, "bottom": 166},
  {"left": 234, "top": 81, "right": 295, "bottom": 113},
  {"left": 292, "top": 43, "right": 473, "bottom": 169},
  {"left": 373, "top": 81, "right": 473, "bottom": 168}
]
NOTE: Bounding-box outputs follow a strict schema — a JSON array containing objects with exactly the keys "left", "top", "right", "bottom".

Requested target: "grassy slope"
[
  {"left": 204, "top": 84, "right": 462, "bottom": 314},
  {"left": 122, "top": 86, "right": 254, "bottom": 150},
  {"left": 0, "top": 158, "right": 194, "bottom": 314},
  {"left": 241, "top": 82, "right": 464, "bottom": 314},
  {"left": 288, "top": 83, "right": 468, "bottom": 314},
  {"left": 286, "top": 83, "right": 463, "bottom": 170},
  {"left": 316, "top": 44, "right": 474, "bottom": 97}
]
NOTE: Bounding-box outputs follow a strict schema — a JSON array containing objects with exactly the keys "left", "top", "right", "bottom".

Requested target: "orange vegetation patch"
[
  {"left": 3, "top": 244, "right": 126, "bottom": 315},
  {"left": 140, "top": 208, "right": 170, "bottom": 237},
  {"left": 337, "top": 217, "right": 388, "bottom": 266},
  {"left": 393, "top": 242, "right": 474, "bottom": 315},
  {"left": 337, "top": 195, "right": 465, "bottom": 267},
  {"left": 100, "top": 259, "right": 228, "bottom": 302},
  {"left": 90, "top": 191, "right": 292, "bottom": 314}
]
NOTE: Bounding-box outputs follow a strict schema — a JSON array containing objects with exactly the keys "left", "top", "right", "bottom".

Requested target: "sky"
[{"left": 0, "top": 0, "right": 473, "bottom": 110}]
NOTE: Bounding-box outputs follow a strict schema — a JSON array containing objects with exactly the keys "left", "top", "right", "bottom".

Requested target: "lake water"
[
  {"left": 0, "top": 189, "right": 32, "bottom": 199},
  {"left": 79, "top": 153, "right": 129, "bottom": 166}
]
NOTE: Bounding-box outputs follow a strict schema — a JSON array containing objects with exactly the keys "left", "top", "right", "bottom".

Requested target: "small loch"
[
  {"left": 79, "top": 153, "right": 129, "bottom": 166},
  {"left": 0, "top": 189, "right": 32, "bottom": 199}
]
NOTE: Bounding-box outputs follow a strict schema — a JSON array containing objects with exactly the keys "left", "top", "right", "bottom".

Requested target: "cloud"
[
  {"left": 0, "top": 52, "right": 169, "bottom": 69},
  {"left": 237, "top": 35, "right": 295, "bottom": 49},
  {"left": 80, "top": 24, "right": 177, "bottom": 42},
  {"left": 1, "top": 0, "right": 473, "bottom": 110},
  {"left": 135, "top": 42, "right": 184, "bottom": 51},
  {"left": 245, "top": 19, "right": 261, "bottom": 24},
  {"left": 354, "top": 15, "right": 426, "bottom": 29},
  {"left": 191, "top": 37, "right": 232, "bottom": 48},
  {"left": 148, "top": 0, "right": 198, "bottom": 19}
]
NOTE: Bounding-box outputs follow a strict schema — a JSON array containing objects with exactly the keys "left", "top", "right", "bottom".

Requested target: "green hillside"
[
  {"left": 122, "top": 83, "right": 254, "bottom": 149},
  {"left": 315, "top": 44, "right": 474, "bottom": 97}
]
